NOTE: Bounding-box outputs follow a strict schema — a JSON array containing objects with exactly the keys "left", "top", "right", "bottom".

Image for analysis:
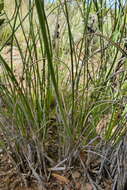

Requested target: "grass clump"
[{"left": 0, "top": 0, "right": 127, "bottom": 189}]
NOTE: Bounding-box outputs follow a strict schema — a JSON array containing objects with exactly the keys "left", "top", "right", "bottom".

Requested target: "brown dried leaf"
[
  {"left": 52, "top": 173, "right": 70, "bottom": 184},
  {"left": 79, "top": 151, "right": 87, "bottom": 162}
]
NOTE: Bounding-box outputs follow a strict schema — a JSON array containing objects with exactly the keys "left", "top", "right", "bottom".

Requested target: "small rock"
[{"left": 0, "top": 148, "right": 3, "bottom": 154}]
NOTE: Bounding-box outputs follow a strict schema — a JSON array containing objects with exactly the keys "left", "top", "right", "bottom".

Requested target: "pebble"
[{"left": 0, "top": 148, "right": 3, "bottom": 154}]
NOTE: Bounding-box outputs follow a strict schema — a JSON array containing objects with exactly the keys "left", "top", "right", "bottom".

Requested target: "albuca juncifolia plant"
[{"left": 0, "top": 0, "right": 127, "bottom": 188}]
